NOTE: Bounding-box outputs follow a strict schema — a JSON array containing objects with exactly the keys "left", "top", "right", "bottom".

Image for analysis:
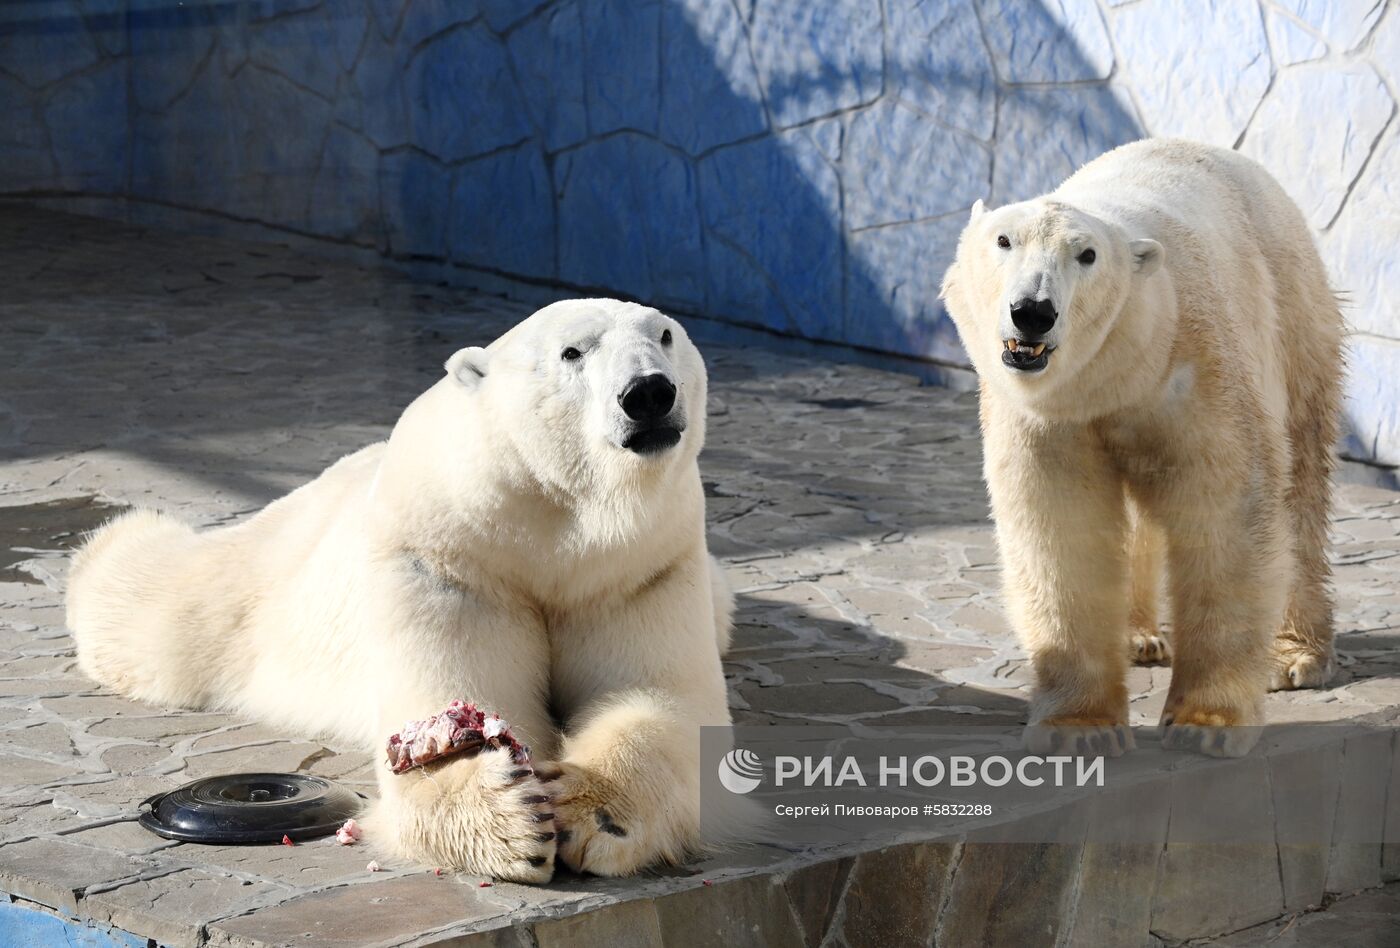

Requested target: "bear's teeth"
[
  {"left": 1031, "top": 343, "right": 1046, "bottom": 357},
  {"left": 1005, "top": 339, "right": 1019, "bottom": 352}
]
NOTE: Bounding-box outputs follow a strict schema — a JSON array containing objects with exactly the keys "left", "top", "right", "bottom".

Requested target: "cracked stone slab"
[
  {"left": 82, "top": 868, "right": 290, "bottom": 948},
  {"left": 166, "top": 836, "right": 389, "bottom": 892},
  {"left": 0, "top": 836, "right": 150, "bottom": 913},
  {"left": 205, "top": 875, "right": 513, "bottom": 948}
]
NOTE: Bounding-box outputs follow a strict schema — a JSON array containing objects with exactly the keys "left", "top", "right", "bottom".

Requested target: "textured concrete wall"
[{"left": 0, "top": 0, "right": 1396, "bottom": 465}]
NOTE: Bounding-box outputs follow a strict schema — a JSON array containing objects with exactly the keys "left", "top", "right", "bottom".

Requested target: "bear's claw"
[
  {"left": 1159, "top": 706, "right": 1261, "bottom": 758},
  {"left": 1023, "top": 721, "right": 1134, "bottom": 757},
  {"left": 372, "top": 749, "right": 559, "bottom": 884},
  {"left": 547, "top": 765, "right": 654, "bottom": 876},
  {"left": 491, "top": 776, "right": 559, "bottom": 883},
  {"left": 1129, "top": 631, "right": 1171, "bottom": 666},
  {"left": 1268, "top": 643, "right": 1334, "bottom": 691},
  {"left": 1160, "top": 722, "right": 1259, "bottom": 758}
]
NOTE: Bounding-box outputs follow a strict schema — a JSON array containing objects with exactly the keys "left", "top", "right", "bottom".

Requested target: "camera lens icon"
[{"left": 717, "top": 748, "right": 763, "bottom": 794}]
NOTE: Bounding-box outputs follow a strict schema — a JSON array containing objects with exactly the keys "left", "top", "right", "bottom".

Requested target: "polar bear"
[
  {"left": 67, "top": 299, "right": 739, "bottom": 881},
  {"left": 940, "top": 139, "right": 1342, "bottom": 757}
]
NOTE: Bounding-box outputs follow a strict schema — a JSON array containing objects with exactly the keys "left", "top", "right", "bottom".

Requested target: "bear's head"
[
  {"left": 941, "top": 199, "right": 1164, "bottom": 416},
  {"left": 444, "top": 298, "right": 707, "bottom": 493}
]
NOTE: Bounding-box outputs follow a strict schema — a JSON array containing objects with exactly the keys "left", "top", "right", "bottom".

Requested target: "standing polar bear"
[
  {"left": 68, "top": 299, "right": 740, "bottom": 881},
  {"left": 940, "top": 139, "right": 1342, "bottom": 757}
]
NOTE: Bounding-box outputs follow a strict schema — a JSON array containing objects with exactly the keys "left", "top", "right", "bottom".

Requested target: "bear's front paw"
[
  {"left": 1129, "top": 630, "right": 1171, "bottom": 666},
  {"left": 540, "top": 763, "right": 669, "bottom": 877},
  {"left": 1268, "top": 641, "right": 1334, "bottom": 691},
  {"left": 1160, "top": 707, "right": 1260, "bottom": 758},
  {"left": 380, "top": 751, "right": 558, "bottom": 883},
  {"left": 1023, "top": 719, "right": 1134, "bottom": 757}
]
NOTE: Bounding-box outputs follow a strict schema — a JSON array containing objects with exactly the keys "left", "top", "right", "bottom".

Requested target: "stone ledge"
[{"left": 10, "top": 716, "right": 1386, "bottom": 946}]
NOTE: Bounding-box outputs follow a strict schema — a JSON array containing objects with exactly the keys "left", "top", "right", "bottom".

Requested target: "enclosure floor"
[{"left": 1, "top": 206, "right": 1398, "bottom": 947}]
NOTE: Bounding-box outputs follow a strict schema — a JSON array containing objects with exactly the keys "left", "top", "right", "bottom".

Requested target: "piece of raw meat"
[
  {"left": 385, "top": 700, "right": 530, "bottom": 774},
  {"left": 335, "top": 819, "right": 362, "bottom": 845}
]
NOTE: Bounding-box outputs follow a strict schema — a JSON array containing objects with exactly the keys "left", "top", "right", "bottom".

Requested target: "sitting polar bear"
[
  {"left": 67, "top": 299, "right": 741, "bottom": 881},
  {"left": 940, "top": 139, "right": 1342, "bottom": 757}
]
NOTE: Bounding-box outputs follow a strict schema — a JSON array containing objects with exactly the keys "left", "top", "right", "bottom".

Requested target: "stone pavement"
[{"left": 0, "top": 205, "right": 1398, "bottom": 947}]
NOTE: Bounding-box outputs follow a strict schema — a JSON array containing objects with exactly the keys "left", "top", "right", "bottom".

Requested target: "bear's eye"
[
  {"left": 661, "top": 329, "right": 672, "bottom": 346},
  {"left": 1077, "top": 248, "right": 1096, "bottom": 265},
  {"left": 561, "top": 347, "right": 582, "bottom": 362},
  {"left": 996, "top": 235, "right": 1010, "bottom": 250}
]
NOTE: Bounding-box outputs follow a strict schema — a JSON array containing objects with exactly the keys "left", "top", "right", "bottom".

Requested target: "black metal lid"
[{"left": 138, "top": 773, "right": 365, "bottom": 844}]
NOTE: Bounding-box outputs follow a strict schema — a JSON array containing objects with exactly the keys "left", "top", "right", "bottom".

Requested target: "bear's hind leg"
[
  {"left": 1126, "top": 502, "right": 1170, "bottom": 666},
  {"left": 1271, "top": 498, "right": 1335, "bottom": 692},
  {"left": 1267, "top": 206, "right": 1343, "bottom": 692},
  {"left": 67, "top": 509, "right": 224, "bottom": 708},
  {"left": 1270, "top": 332, "right": 1341, "bottom": 691}
]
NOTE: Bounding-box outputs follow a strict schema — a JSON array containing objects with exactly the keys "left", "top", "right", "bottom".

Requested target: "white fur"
[
  {"left": 67, "top": 299, "right": 742, "bottom": 880},
  {"left": 942, "top": 140, "right": 1343, "bottom": 758}
]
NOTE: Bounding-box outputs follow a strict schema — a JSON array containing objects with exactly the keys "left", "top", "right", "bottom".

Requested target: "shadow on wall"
[{"left": 0, "top": 0, "right": 1141, "bottom": 376}]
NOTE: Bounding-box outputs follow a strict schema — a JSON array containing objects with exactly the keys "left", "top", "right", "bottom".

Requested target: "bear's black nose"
[
  {"left": 1010, "top": 297, "right": 1057, "bottom": 337},
  {"left": 619, "top": 374, "right": 677, "bottom": 423}
]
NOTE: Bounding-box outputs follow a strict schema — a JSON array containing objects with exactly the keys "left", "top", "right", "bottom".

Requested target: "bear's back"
[
  {"left": 1054, "top": 138, "right": 1337, "bottom": 427},
  {"left": 1053, "top": 139, "right": 1311, "bottom": 260}
]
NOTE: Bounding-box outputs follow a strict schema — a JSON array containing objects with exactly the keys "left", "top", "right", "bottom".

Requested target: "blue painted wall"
[{"left": 1, "top": 0, "right": 1397, "bottom": 468}]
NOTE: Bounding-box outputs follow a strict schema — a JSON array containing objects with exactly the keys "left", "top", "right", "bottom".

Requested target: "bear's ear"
[
  {"left": 1129, "top": 238, "right": 1164, "bottom": 277},
  {"left": 969, "top": 199, "right": 986, "bottom": 222},
  {"left": 445, "top": 346, "right": 490, "bottom": 389}
]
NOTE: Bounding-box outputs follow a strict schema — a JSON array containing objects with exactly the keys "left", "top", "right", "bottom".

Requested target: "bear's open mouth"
[
  {"left": 623, "top": 425, "right": 683, "bottom": 455},
  {"left": 1002, "top": 338, "right": 1053, "bottom": 372}
]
